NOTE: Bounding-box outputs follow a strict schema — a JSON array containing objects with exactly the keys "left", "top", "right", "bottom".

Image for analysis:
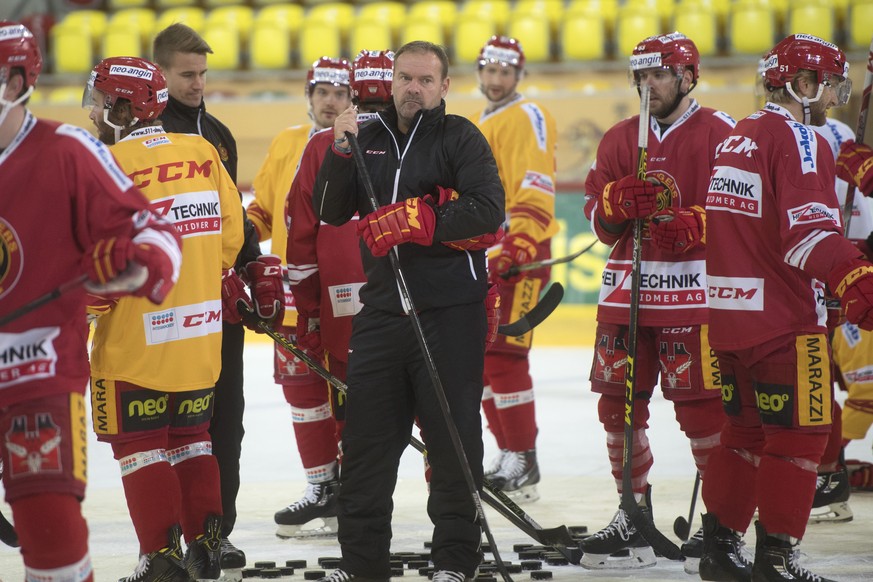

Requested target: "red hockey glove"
[
  {"left": 837, "top": 140, "right": 873, "bottom": 196},
  {"left": 444, "top": 227, "right": 505, "bottom": 252},
  {"left": 485, "top": 282, "right": 501, "bottom": 349},
  {"left": 596, "top": 176, "right": 661, "bottom": 224},
  {"left": 827, "top": 257, "right": 873, "bottom": 331},
  {"left": 245, "top": 254, "right": 285, "bottom": 323},
  {"left": 491, "top": 233, "right": 538, "bottom": 284},
  {"left": 357, "top": 197, "right": 436, "bottom": 257},
  {"left": 222, "top": 269, "right": 253, "bottom": 325},
  {"left": 434, "top": 185, "right": 459, "bottom": 205},
  {"left": 82, "top": 237, "right": 176, "bottom": 304},
  {"left": 648, "top": 205, "right": 706, "bottom": 254},
  {"left": 296, "top": 311, "right": 321, "bottom": 351}
]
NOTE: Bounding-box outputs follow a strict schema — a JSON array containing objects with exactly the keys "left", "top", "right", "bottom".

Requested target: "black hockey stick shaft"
[
  {"left": 503, "top": 239, "right": 598, "bottom": 279},
  {"left": 346, "top": 132, "right": 512, "bottom": 582},
  {"left": 0, "top": 274, "right": 88, "bottom": 328},
  {"left": 673, "top": 471, "right": 701, "bottom": 541},
  {"left": 619, "top": 85, "right": 683, "bottom": 561},
  {"left": 0, "top": 462, "right": 18, "bottom": 547},
  {"left": 496, "top": 281, "right": 563, "bottom": 337},
  {"left": 842, "top": 36, "right": 873, "bottom": 235}
]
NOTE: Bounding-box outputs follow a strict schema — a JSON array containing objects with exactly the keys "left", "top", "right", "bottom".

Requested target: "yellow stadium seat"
[
  {"left": 461, "top": 0, "right": 511, "bottom": 36},
  {"left": 849, "top": 0, "right": 873, "bottom": 49},
  {"left": 400, "top": 19, "right": 444, "bottom": 47},
  {"left": 567, "top": 0, "right": 619, "bottom": 34},
  {"left": 206, "top": 5, "right": 255, "bottom": 45},
  {"left": 349, "top": 19, "right": 393, "bottom": 57},
  {"left": 59, "top": 9, "right": 107, "bottom": 47},
  {"left": 508, "top": 13, "right": 551, "bottom": 63},
  {"left": 788, "top": 4, "right": 834, "bottom": 42},
  {"left": 255, "top": 3, "right": 304, "bottom": 43},
  {"left": 202, "top": 25, "right": 241, "bottom": 70},
  {"left": 299, "top": 20, "right": 341, "bottom": 67},
  {"left": 305, "top": 3, "right": 355, "bottom": 42},
  {"left": 108, "top": 0, "right": 150, "bottom": 9},
  {"left": 514, "top": 0, "right": 565, "bottom": 36},
  {"left": 51, "top": 24, "right": 93, "bottom": 74},
  {"left": 729, "top": 0, "right": 775, "bottom": 55},
  {"left": 453, "top": 19, "right": 498, "bottom": 64},
  {"left": 561, "top": 12, "right": 606, "bottom": 61},
  {"left": 674, "top": 5, "right": 718, "bottom": 56},
  {"left": 108, "top": 8, "right": 157, "bottom": 48},
  {"left": 250, "top": 22, "right": 291, "bottom": 69},
  {"left": 358, "top": 2, "right": 407, "bottom": 44},
  {"left": 204, "top": 0, "right": 244, "bottom": 7},
  {"left": 407, "top": 1, "right": 459, "bottom": 42},
  {"left": 155, "top": 7, "right": 207, "bottom": 34},
  {"left": 616, "top": 7, "right": 660, "bottom": 56},
  {"left": 155, "top": 0, "right": 199, "bottom": 8},
  {"left": 102, "top": 27, "right": 145, "bottom": 59}
]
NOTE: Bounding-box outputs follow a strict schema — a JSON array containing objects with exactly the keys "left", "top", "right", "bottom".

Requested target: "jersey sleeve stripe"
[
  {"left": 55, "top": 124, "right": 134, "bottom": 193},
  {"left": 785, "top": 230, "right": 838, "bottom": 270}
]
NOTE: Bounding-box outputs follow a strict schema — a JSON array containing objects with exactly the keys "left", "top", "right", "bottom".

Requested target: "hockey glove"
[
  {"left": 827, "top": 257, "right": 873, "bottom": 331},
  {"left": 357, "top": 197, "right": 436, "bottom": 257},
  {"left": 296, "top": 311, "right": 321, "bottom": 352},
  {"left": 491, "top": 232, "right": 538, "bottom": 284},
  {"left": 82, "top": 237, "right": 176, "bottom": 305},
  {"left": 648, "top": 205, "right": 706, "bottom": 254},
  {"left": 245, "top": 254, "right": 285, "bottom": 323},
  {"left": 837, "top": 140, "right": 873, "bottom": 196},
  {"left": 222, "top": 269, "right": 254, "bottom": 325},
  {"left": 485, "top": 282, "right": 501, "bottom": 349},
  {"left": 444, "top": 227, "right": 505, "bottom": 252},
  {"left": 596, "top": 176, "right": 661, "bottom": 224}
]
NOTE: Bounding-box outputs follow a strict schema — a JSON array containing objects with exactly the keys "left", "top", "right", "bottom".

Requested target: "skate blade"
[
  {"left": 276, "top": 516, "right": 338, "bottom": 539},
  {"left": 503, "top": 484, "right": 540, "bottom": 505},
  {"left": 218, "top": 569, "right": 242, "bottom": 582},
  {"left": 682, "top": 556, "right": 699, "bottom": 575},
  {"left": 808, "top": 501, "right": 854, "bottom": 524},
  {"left": 580, "top": 546, "right": 657, "bottom": 570}
]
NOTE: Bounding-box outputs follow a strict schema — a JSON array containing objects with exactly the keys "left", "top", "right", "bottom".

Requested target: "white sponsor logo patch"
[
  {"left": 481, "top": 45, "right": 522, "bottom": 65},
  {"left": 599, "top": 260, "right": 707, "bottom": 309},
  {"left": 143, "top": 136, "right": 171, "bottom": 148},
  {"left": 354, "top": 67, "right": 392, "bottom": 81},
  {"left": 789, "top": 121, "right": 818, "bottom": 174},
  {"left": 149, "top": 191, "right": 221, "bottom": 238},
  {"left": 521, "top": 103, "right": 548, "bottom": 151},
  {"left": 329, "top": 283, "right": 364, "bottom": 317},
  {"left": 630, "top": 52, "right": 662, "bottom": 70},
  {"left": 143, "top": 301, "right": 222, "bottom": 345},
  {"left": 716, "top": 135, "right": 758, "bottom": 158},
  {"left": 312, "top": 67, "right": 349, "bottom": 85},
  {"left": 521, "top": 171, "right": 555, "bottom": 196},
  {"left": 0, "top": 25, "right": 27, "bottom": 41},
  {"left": 0, "top": 328, "right": 60, "bottom": 388},
  {"left": 707, "top": 276, "right": 764, "bottom": 311},
  {"left": 109, "top": 65, "right": 153, "bottom": 80},
  {"left": 706, "top": 166, "right": 763, "bottom": 217},
  {"left": 787, "top": 202, "right": 840, "bottom": 228}
]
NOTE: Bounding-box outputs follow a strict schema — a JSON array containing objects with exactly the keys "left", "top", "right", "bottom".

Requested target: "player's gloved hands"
[
  {"left": 648, "top": 205, "right": 706, "bottom": 254},
  {"left": 485, "top": 283, "right": 501, "bottom": 349},
  {"left": 82, "top": 236, "right": 176, "bottom": 304},
  {"left": 827, "top": 257, "right": 873, "bottom": 331},
  {"left": 222, "top": 268, "right": 253, "bottom": 325},
  {"left": 837, "top": 140, "right": 873, "bottom": 196},
  {"left": 245, "top": 254, "right": 285, "bottom": 323},
  {"left": 596, "top": 176, "right": 661, "bottom": 224},
  {"left": 428, "top": 185, "right": 505, "bottom": 251},
  {"left": 357, "top": 197, "right": 436, "bottom": 257},
  {"left": 296, "top": 311, "right": 321, "bottom": 351},
  {"left": 491, "top": 233, "right": 538, "bottom": 284}
]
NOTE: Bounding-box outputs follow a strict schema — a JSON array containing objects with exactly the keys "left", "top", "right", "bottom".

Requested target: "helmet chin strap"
[
  {"left": 0, "top": 83, "right": 34, "bottom": 131},
  {"left": 786, "top": 83, "right": 824, "bottom": 125},
  {"left": 103, "top": 107, "right": 138, "bottom": 144}
]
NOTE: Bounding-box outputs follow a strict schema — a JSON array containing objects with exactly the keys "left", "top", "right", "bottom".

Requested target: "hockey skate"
[
  {"left": 217, "top": 537, "right": 245, "bottom": 582},
  {"left": 680, "top": 526, "right": 704, "bottom": 575},
  {"left": 809, "top": 467, "right": 853, "bottom": 523},
  {"left": 751, "top": 521, "right": 837, "bottom": 582},
  {"left": 578, "top": 487, "right": 656, "bottom": 570},
  {"left": 119, "top": 524, "right": 192, "bottom": 582},
  {"left": 432, "top": 571, "right": 472, "bottom": 582},
  {"left": 485, "top": 449, "right": 540, "bottom": 504},
  {"left": 484, "top": 449, "right": 509, "bottom": 479},
  {"left": 274, "top": 477, "right": 339, "bottom": 538},
  {"left": 316, "top": 568, "right": 389, "bottom": 582},
  {"left": 698, "top": 513, "right": 752, "bottom": 582},
  {"left": 184, "top": 514, "right": 222, "bottom": 582}
]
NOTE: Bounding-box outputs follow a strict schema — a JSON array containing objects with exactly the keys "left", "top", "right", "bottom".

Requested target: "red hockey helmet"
[
  {"left": 761, "top": 34, "right": 850, "bottom": 104},
  {"left": 352, "top": 49, "right": 394, "bottom": 104},
  {"left": 86, "top": 56, "right": 168, "bottom": 122},
  {"left": 630, "top": 32, "right": 700, "bottom": 84},
  {"left": 478, "top": 35, "right": 525, "bottom": 70},
  {"left": 0, "top": 21, "right": 42, "bottom": 89},
  {"left": 306, "top": 56, "right": 351, "bottom": 95}
]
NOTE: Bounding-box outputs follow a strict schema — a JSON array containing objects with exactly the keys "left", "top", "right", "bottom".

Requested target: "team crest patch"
[
  {"left": 5, "top": 412, "right": 62, "bottom": 478},
  {"left": 659, "top": 341, "right": 693, "bottom": 389},
  {"left": 218, "top": 143, "right": 229, "bottom": 163},
  {"left": 0, "top": 218, "right": 23, "bottom": 300},
  {"left": 594, "top": 334, "right": 629, "bottom": 384}
]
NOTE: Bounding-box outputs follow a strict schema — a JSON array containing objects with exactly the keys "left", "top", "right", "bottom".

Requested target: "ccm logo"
[
  {"left": 708, "top": 286, "right": 757, "bottom": 300},
  {"left": 183, "top": 310, "right": 221, "bottom": 327}
]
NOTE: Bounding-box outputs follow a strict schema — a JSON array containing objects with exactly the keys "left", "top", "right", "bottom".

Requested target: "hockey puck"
[
  {"left": 568, "top": 525, "right": 588, "bottom": 536},
  {"left": 408, "top": 560, "right": 429, "bottom": 569},
  {"left": 304, "top": 571, "right": 325, "bottom": 580},
  {"left": 518, "top": 550, "right": 543, "bottom": 560},
  {"left": 286, "top": 560, "right": 307, "bottom": 569},
  {"left": 279, "top": 567, "right": 295, "bottom": 576},
  {"left": 506, "top": 564, "right": 523, "bottom": 574},
  {"left": 474, "top": 576, "right": 497, "bottom": 582},
  {"left": 520, "top": 560, "right": 542, "bottom": 571},
  {"left": 319, "top": 558, "right": 341, "bottom": 569},
  {"left": 513, "top": 543, "right": 533, "bottom": 552},
  {"left": 260, "top": 569, "right": 282, "bottom": 579},
  {"left": 544, "top": 555, "right": 568, "bottom": 566},
  {"left": 418, "top": 566, "right": 434, "bottom": 576},
  {"left": 423, "top": 541, "right": 433, "bottom": 548},
  {"left": 241, "top": 569, "right": 261, "bottom": 579},
  {"left": 390, "top": 568, "right": 405, "bottom": 577},
  {"left": 254, "top": 561, "right": 276, "bottom": 569},
  {"left": 530, "top": 570, "right": 553, "bottom": 580}
]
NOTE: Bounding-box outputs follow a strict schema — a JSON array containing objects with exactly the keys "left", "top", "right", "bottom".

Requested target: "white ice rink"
[{"left": 1, "top": 342, "right": 872, "bottom": 581}]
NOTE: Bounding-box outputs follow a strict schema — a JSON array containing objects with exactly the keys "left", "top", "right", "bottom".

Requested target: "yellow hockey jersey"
[
  {"left": 248, "top": 124, "right": 315, "bottom": 326},
  {"left": 89, "top": 127, "right": 244, "bottom": 392},
  {"left": 472, "top": 95, "right": 559, "bottom": 243}
]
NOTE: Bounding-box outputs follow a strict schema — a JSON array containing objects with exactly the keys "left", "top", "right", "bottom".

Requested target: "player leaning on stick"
[
  {"left": 699, "top": 34, "right": 862, "bottom": 582},
  {"left": 0, "top": 23, "right": 181, "bottom": 582},
  {"left": 580, "top": 32, "right": 735, "bottom": 572},
  {"left": 83, "top": 56, "right": 256, "bottom": 581}
]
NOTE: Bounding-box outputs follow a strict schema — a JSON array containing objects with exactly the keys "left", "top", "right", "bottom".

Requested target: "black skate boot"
[
  {"left": 431, "top": 571, "right": 473, "bottom": 582},
  {"left": 316, "top": 569, "right": 389, "bottom": 582},
  {"left": 809, "top": 467, "right": 853, "bottom": 524},
  {"left": 119, "top": 524, "right": 192, "bottom": 582},
  {"left": 219, "top": 535, "right": 245, "bottom": 580},
  {"left": 485, "top": 449, "right": 540, "bottom": 504},
  {"left": 578, "top": 486, "right": 656, "bottom": 569},
  {"left": 184, "top": 514, "right": 221, "bottom": 581},
  {"left": 698, "top": 513, "right": 752, "bottom": 581},
  {"left": 274, "top": 477, "right": 339, "bottom": 538},
  {"left": 751, "top": 521, "right": 837, "bottom": 582},
  {"left": 680, "top": 526, "right": 704, "bottom": 574}
]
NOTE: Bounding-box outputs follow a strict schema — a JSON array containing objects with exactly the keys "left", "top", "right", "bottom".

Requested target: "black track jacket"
[{"left": 313, "top": 100, "right": 505, "bottom": 314}]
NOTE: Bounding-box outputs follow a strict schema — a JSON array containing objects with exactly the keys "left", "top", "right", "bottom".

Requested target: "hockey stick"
[
  {"left": 842, "top": 36, "right": 873, "bottom": 235},
  {"left": 241, "top": 309, "right": 576, "bottom": 563},
  {"left": 619, "top": 84, "right": 684, "bottom": 561},
  {"left": 346, "top": 132, "right": 513, "bottom": 582},
  {"left": 497, "top": 281, "right": 563, "bottom": 336},
  {"left": 672, "top": 471, "right": 701, "bottom": 541},
  {"left": 0, "top": 274, "right": 88, "bottom": 328},
  {"left": 0, "top": 462, "right": 18, "bottom": 548},
  {"left": 503, "top": 239, "right": 599, "bottom": 279}
]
